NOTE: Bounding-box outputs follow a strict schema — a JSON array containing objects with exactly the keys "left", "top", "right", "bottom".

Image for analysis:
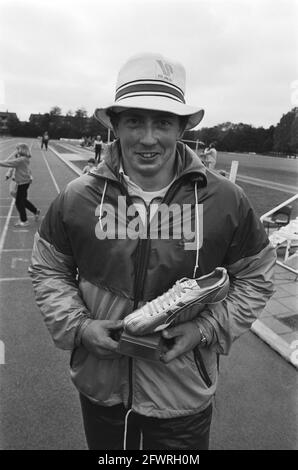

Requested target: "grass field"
[
  {"left": 216, "top": 151, "right": 298, "bottom": 188},
  {"left": 215, "top": 151, "right": 298, "bottom": 218},
  {"left": 236, "top": 182, "right": 297, "bottom": 218}
]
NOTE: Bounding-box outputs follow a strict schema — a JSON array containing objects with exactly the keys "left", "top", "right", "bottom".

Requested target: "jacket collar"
[{"left": 90, "top": 139, "right": 207, "bottom": 187}]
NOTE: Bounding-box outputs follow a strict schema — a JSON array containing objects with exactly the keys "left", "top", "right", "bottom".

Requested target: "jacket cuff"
[
  {"left": 193, "top": 316, "right": 215, "bottom": 347},
  {"left": 75, "top": 317, "right": 92, "bottom": 347}
]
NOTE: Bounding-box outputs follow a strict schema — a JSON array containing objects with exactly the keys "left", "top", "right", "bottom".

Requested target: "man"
[
  {"left": 94, "top": 134, "right": 103, "bottom": 163},
  {"left": 41, "top": 131, "right": 49, "bottom": 150},
  {"left": 202, "top": 142, "right": 217, "bottom": 169},
  {"left": 29, "top": 53, "right": 276, "bottom": 450}
]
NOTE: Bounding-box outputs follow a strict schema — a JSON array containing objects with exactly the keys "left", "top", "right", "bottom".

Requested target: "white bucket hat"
[{"left": 94, "top": 53, "right": 204, "bottom": 130}]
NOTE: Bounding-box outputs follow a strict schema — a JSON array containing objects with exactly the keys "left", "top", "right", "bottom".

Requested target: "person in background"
[
  {"left": 0, "top": 143, "right": 40, "bottom": 226},
  {"left": 41, "top": 132, "right": 49, "bottom": 150},
  {"left": 94, "top": 134, "right": 103, "bottom": 163},
  {"left": 202, "top": 142, "right": 217, "bottom": 169},
  {"left": 82, "top": 157, "right": 96, "bottom": 174},
  {"left": 29, "top": 53, "right": 276, "bottom": 450}
]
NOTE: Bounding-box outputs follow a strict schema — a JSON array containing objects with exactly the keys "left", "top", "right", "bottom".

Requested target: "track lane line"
[{"left": 40, "top": 149, "right": 61, "bottom": 194}]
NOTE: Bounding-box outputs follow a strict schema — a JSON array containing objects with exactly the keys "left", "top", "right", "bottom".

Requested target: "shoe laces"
[{"left": 147, "top": 279, "right": 194, "bottom": 316}]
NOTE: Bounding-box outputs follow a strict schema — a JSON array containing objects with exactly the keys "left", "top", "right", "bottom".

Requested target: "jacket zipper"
[
  {"left": 127, "top": 176, "right": 194, "bottom": 409},
  {"left": 127, "top": 232, "right": 151, "bottom": 409},
  {"left": 193, "top": 348, "right": 212, "bottom": 388}
]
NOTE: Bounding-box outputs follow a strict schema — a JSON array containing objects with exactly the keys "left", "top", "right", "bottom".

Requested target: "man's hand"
[
  {"left": 81, "top": 319, "right": 124, "bottom": 359},
  {"left": 160, "top": 321, "right": 202, "bottom": 363}
]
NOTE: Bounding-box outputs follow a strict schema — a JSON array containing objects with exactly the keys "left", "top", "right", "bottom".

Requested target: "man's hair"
[{"left": 106, "top": 109, "right": 188, "bottom": 134}]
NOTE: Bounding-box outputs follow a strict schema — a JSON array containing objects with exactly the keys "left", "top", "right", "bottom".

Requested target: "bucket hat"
[{"left": 94, "top": 53, "right": 204, "bottom": 130}]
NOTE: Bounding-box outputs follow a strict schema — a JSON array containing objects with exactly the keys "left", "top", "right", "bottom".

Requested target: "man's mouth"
[{"left": 137, "top": 152, "right": 159, "bottom": 159}]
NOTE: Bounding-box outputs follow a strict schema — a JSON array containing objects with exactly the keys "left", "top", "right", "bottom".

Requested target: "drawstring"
[
  {"left": 123, "top": 408, "right": 133, "bottom": 450},
  {"left": 140, "top": 429, "right": 143, "bottom": 450},
  {"left": 123, "top": 408, "right": 143, "bottom": 450},
  {"left": 192, "top": 180, "right": 200, "bottom": 279},
  {"left": 99, "top": 180, "right": 107, "bottom": 231}
]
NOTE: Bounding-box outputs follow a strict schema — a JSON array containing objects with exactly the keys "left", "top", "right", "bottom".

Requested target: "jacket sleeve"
[
  {"left": 199, "top": 191, "right": 277, "bottom": 355},
  {"left": 29, "top": 193, "right": 91, "bottom": 350},
  {"left": 0, "top": 158, "right": 20, "bottom": 168}
]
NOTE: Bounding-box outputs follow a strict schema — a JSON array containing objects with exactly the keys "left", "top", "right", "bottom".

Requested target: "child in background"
[
  {"left": 0, "top": 143, "right": 40, "bottom": 226},
  {"left": 82, "top": 157, "right": 96, "bottom": 174}
]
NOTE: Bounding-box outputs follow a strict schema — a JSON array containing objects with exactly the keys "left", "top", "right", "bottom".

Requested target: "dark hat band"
[{"left": 115, "top": 80, "right": 185, "bottom": 104}]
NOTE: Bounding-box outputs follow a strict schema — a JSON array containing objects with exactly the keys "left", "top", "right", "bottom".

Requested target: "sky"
[{"left": 0, "top": 0, "right": 297, "bottom": 129}]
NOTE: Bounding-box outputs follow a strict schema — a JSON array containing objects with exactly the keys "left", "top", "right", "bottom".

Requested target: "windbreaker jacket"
[{"left": 29, "top": 141, "right": 276, "bottom": 418}]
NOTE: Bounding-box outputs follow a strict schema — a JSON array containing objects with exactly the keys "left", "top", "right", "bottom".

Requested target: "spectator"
[
  {"left": 82, "top": 157, "right": 96, "bottom": 174},
  {"left": 94, "top": 134, "right": 103, "bottom": 163},
  {"left": 202, "top": 142, "right": 217, "bottom": 170},
  {"left": 0, "top": 143, "right": 40, "bottom": 226},
  {"left": 41, "top": 132, "right": 49, "bottom": 150}
]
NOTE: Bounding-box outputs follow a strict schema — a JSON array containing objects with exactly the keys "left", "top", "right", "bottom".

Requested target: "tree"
[
  {"left": 289, "top": 109, "right": 298, "bottom": 154},
  {"left": 50, "top": 106, "right": 62, "bottom": 116},
  {"left": 273, "top": 108, "right": 296, "bottom": 154},
  {"left": 6, "top": 114, "right": 21, "bottom": 136},
  {"left": 72, "top": 108, "right": 89, "bottom": 137},
  {"left": 74, "top": 108, "right": 88, "bottom": 118}
]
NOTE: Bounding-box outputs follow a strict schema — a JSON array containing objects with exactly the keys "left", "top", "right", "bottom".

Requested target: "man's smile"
[{"left": 136, "top": 152, "right": 160, "bottom": 160}]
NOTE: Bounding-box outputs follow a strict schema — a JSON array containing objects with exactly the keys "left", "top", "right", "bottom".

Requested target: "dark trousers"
[
  {"left": 80, "top": 394, "right": 212, "bottom": 450},
  {"left": 41, "top": 140, "right": 48, "bottom": 150},
  {"left": 95, "top": 144, "right": 102, "bottom": 163},
  {"left": 15, "top": 183, "right": 37, "bottom": 222}
]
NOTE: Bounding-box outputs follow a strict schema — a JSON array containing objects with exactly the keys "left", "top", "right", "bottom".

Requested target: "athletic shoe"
[
  {"left": 35, "top": 209, "right": 41, "bottom": 221},
  {"left": 124, "top": 267, "right": 229, "bottom": 336},
  {"left": 14, "top": 220, "right": 29, "bottom": 227}
]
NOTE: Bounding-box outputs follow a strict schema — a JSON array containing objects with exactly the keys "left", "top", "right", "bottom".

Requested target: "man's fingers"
[
  {"left": 107, "top": 321, "right": 124, "bottom": 330},
  {"left": 162, "top": 325, "right": 182, "bottom": 339},
  {"left": 161, "top": 343, "right": 181, "bottom": 363}
]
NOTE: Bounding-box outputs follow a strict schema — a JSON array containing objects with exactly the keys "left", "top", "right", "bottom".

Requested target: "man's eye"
[
  {"left": 126, "top": 118, "right": 139, "bottom": 125},
  {"left": 158, "top": 120, "right": 171, "bottom": 127}
]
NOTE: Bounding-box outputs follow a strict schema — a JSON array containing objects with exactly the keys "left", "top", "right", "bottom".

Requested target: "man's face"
[{"left": 114, "top": 108, "right": 183, "bottom": 182}]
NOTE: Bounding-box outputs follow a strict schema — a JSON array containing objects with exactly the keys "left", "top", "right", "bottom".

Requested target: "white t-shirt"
[{"left": 120, "top": 164, "right": 175, "bottom": 224}]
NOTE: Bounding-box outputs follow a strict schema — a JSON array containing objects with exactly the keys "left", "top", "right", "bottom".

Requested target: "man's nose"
[{"left": 139, "top": 123, "right": 157, "bottom": 145}]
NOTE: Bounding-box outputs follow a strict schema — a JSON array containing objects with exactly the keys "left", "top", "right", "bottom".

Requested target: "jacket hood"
[{"left": 90, "top": 139, "right": 207, "bottom": 186}]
